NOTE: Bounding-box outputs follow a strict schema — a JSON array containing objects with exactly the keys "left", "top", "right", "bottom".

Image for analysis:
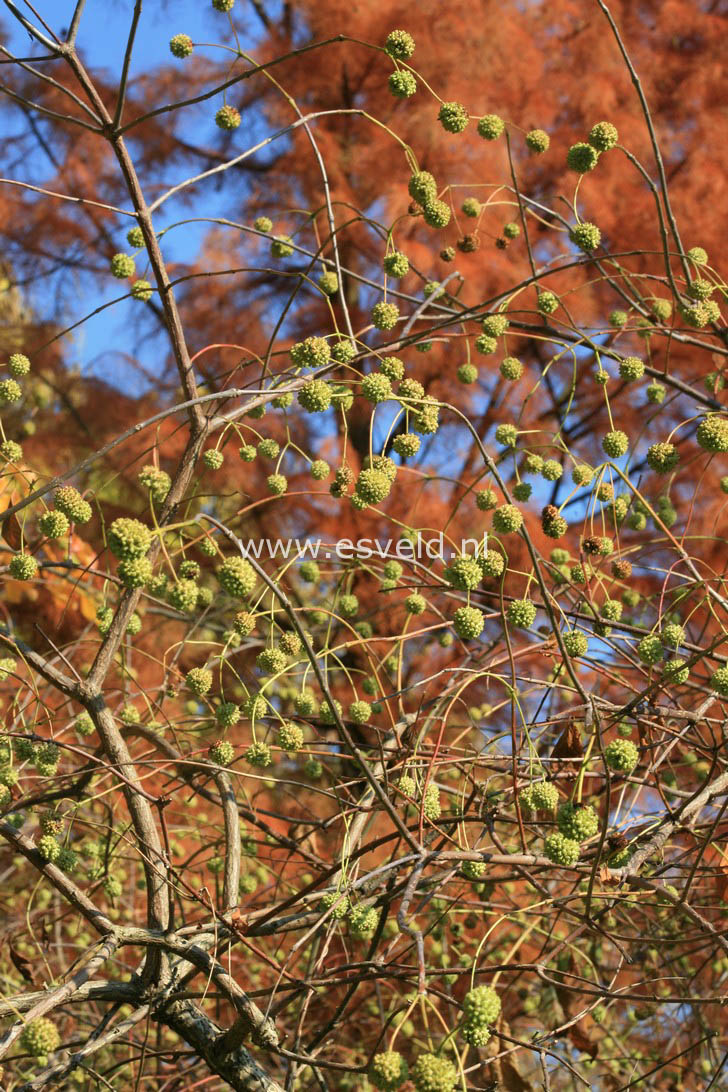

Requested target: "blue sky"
[{"left": 2, "top": 1, "right": 276, "bottom": 392}]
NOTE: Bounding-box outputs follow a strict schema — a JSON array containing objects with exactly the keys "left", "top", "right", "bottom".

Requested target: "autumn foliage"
[{"left": 1, "top": 1, "right": 728, "bottom": 1090}]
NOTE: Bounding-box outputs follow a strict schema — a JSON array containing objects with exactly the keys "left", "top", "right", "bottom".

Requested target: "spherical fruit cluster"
[
  {"left": 277, "top": 720, "right": 304, "bottom": 753},
  {"left": 111, "top": 252, "right": 135, "bottom": 278},
  {"left": 562, "top": 630, "right": 588, "bottom": 657},
  {"left": 422, "top": 200, "right": 451, "bottom": 229},
  {"left": 660, "top": 622, "right": 684, "bottom": 649},
  {"left": 503, "top": 221, "right": 520, "bottom": 238},
  {"left": 461, "top": 197, "right": 480, "bottom": 218},
  {"left": 202, "top": 449, "right": 224, "bottom": 470},
  {"left": 663, "top": 657, "right": 689, "bottom": 684},
  {"left": 372, "top": 301, "right": 400, "bottom": 330},
  {"left": 495, "top": 423, "right": 518, "bottom": 447},
  {"left": 298, "top": 379, "right": 332, "bottom": 413},
  {"left": 525, "top": 128, "right": 550, "bottom": 152},
  {"left": 453, "top": 606, "right": 484, "bottom": 640},
  {"left": 520, "top": 780, "right": 559, "bottom": 812},
  {"left": 271, "top": 235, "right": 294, "bottom": 258},
  {"left": 300, "top": 561, "right": 320, "bottom": 584},
  {"left": 20, "top": 1017, "right": 61, "bottom": 1059},
  {"left": 457, "top": 363, "right": 478, "bottom": 384},
  {"left": 602, "top": 430, "right": 629, "bottom": 458},
  {"left": 570, "top": 222, "right": 601, "bottom": 251},
  {"left": 461, "top": 859, "right": 486, "bottom": 880},
  {"left": 39, "top": 510, "right": 69, "bottom": 539},
  {"left": 589, "top": 121, "right": 618, "bottom": 151},
  {"left": 647, "top": 442, "right": 679, "bottom": 473},
  {"left": 108, "top": 517, "right": 152, "bottom": 560},
  {"left": 479, "top": 549, "right": 505, "bottom": 578},
  {"left": 215, "top": 702, "right": 240, "bottom": 729},
  {"left": 389, "top": 70, "right": 417, "bottom": 98},
  {"left": 361, "top": 373, "right": 392, "bottom": 404},
  {"left": 567, "top": 142, "right": 599, "bottom": 172},
  {"left": 438, "top": 101, "right": 469, "bottom": 133},
  {"left": 537, "top": 290, "right": 559, "bottom": 314},
  {"left": 385, "top": 30, "right": 415, "bottom": 59},
  {"left": 544, "top": 833, "right": 580, "bottom": 866},
  {"left": 217, "top": 556, "right": 256, "bottom": 598},
  {"left": 383, "top": 252, "right": 409, "bottom": 279},
  {"left": 370, "top": 1049, "right": 408, "bottom": 1091},
  {"left": 411, "top": 1053, "right": 457, "bottom": 1092},
  {"left": 637, "top": 634, "right": 663, "bottom": 664},
  {"left": 475, "top": 334, "right": 497, "bottom": 355},
  {"left": 245, "top": 741, "right": 273, "bottom": 768},
  {"left": 507, "top": 598, "right": 536, "bottom": 628},
  {"left": 215, "top": 105, "right": 241, "bottom": 130},
  {"left": 132, "top": 278, "right": 153, "bottom": 301},
  {"left": 0, "top": 378, "right": 21, "bottom": 404},
  {"left": 321, "top": 890, "right": 349, "bottom": 920},
  {"left": 290, "top": 336, "right": 330, "bottom": 369},
  {"left": 169, "top": 33, "right": 193, "bottom": 58},
  {"left": 8, "top": 352, "right": 31, "bottom": 376},
  {"left": 209, "top": 739, "right": 235, "bottom": 766},
  {"left": 405, "top": 592, "right": 426, "bottom": 615},
  {"left": 138, "top": 464, "right": 171, "bottom": 502},
  {"left": 167, "top": 578, "right": 198, "bottom": 610},
  {"left": 257, "top": 648, "right": 287, "bottom": 675},
  {"left": 482, "top": 313, "right": 509, "bottom": 338},
  {"left": 9, "top": 553, "right": 38, "bottom": 581},
  {"left": 476, "top": 488, "right": 498, "bottom": 511},
  {"left": 605, "top": 738, "right": 639, "bottom": 774},
  {"left": 477, "top": 113, "right": 504, "bottom": 140},
  {"left": 557, "top": 802, "right": 599, "bottom": 841},
  {"left": 393, "top": 433, "right": 420, "bottom": 457},
  {"left": 710, "top": 666, "right": 728, "bottom": 696},
  {"left": 356, "top": 469, "right": 391, "bottom": 505},
  {"left": 696, "top": 416, "right": 728, "bottom": 453},
  {"left": 500, "top": 356, "right": 523, "bottom": 380},
  {"left": 492, "top": 504, "right": 523, "bottom": 534},
  {"left": 186, "top": 667, "right": 212, "bottom": 696},
  {"left": 542, "top": 505, "right": 568, "bottom": 539},
  {"left": 348, "top": 904, "right": 379, "bottom": 940},
  {"left": 54, "top": 486, "right": 92, "bottom": 524},
  {"left": 444, "top": 554, "right": 482, "bottom": 591},
  {"left": 1, "top": 440, "right": 23, "bottom": 461},
  {"left": 349, "top": 700, "right": 372, "bottom": 724},
  {"left": 619, "top": 356, "right": 645, "bottom": 382},
  {"left": 463, "top": 983, "right": 501, "bottom": 1026}
]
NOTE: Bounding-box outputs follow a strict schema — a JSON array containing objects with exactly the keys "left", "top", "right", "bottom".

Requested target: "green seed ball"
[
  {"left": 500, "top": 356, "right": 523, "bottom": 380},
  {"left": 602, "top": 430, "right": 629, "bottom": 458},
  {"left": 271, "top": 235, "right": 294, "bottom": 258},
  {"left": 169, "top": 33, "right": 194, "bottom": 58},
  {"left": 393, "top": 432, "right": 420, "bottom": 457},
  {"left": 544, "top": 833, "right": 580, "bottom": 867},
  {"left": 215, "top": 105, "right": 241, "bottom": 130},
  {"left": 111, "top": 252, "right": 135, "bottom": 279},
  {"left": 503, "top": 221, "right": 520, "bottom": 238},
  {"left": 39, "top": 510, "right": 69, "bottom": 539},
  {"left": 389, "top": 70, "right": 417, "bottom": 98},
  {"left": 298, "top": 378, "right": 332, "bottom": 413},
  {"left": 383, "top": 252, "right": 410, "bottom": 279},
  {"left": 408, "top": 170, "right": 437, "bottom": 204},
  {"left": 567, "top": 142, "right": 599, "bottom": 172},
  {"left": 1, "top": 440, "right": 23, "bottom": 462},
  {"left": 476, "top": 488, "right": 498, "bottom": 511},
  {"left": 438, "top": 101, "right": 469, "bottom": 133},
  {"left": 254, "top": 216, "right": 273, "bottom": 233},
  {"left": 461, "top": 197, "right": 480, "bottom": 218},
  {"left": 411, "top": 1054, "right": 457, "bottom": 1092},
  {"left": 525, "top": 128, "right": 550, "bottom": 153},
  {"left": 8, "top": 353, "right": 31, "bottom": 376},
  {"left": 537, "top": 290, "right": 559, "bottom": 314},
  {"left": 506, "top": 598, "right": 537, "bottom": 628},
  {"left": 477, "top": 113, "right": 505, "bottom": 140},
  {"left": 687, "top": 246, "right": 708, "bottom": 266},
  {"left": 619, "top": 356, "right": 645, "bottom": 382},
  {"left": 371, "top": 301, "right": 400, "bottom": 330},
  {"left": 9, "top": 553, "right": 38, "bottom": 580},
  {"left": 604, "top": 738, "right": 639, "bottom": 774},
  {"left": 647, "top": 381, "right": 666, "bottom": 403},
  {"left": 710, "top": 665, "right": 728, "bottom": 696},
  {"left": 385, "top": 29, "right": 415, "bottom": 59},
  {"left": 495, "top": 423, "right": 518, "bottom": 447},
  {"left": 609, "top": 309, "right": 628, "bottom": 327},
  {"left": 492, "top": 503, "right": 523, "bottom": 533},
  {"left": 569, "top": 221, "right": 601, "bottom": 251},
  {"left": 453, "top": 605, "right": 484, "bottom": 639},
  {"left": 349, "top": 700, "right": 372, "bottom": 724},
  {"left": 457, "top": 363, "right": 478, "bottom": 384},
  {"left": 318, "top": 270, "right": 339, "bottom": 295},
  {"left": 422, "top": 200, "right": 451, "bottom": 229},
  {"left": 475, "top": 333, "right": 497, "bottom": 355},
  {"left": 512, "top": 482, "right": 532, "bottom": 501},
  {"left": 361, "top": 372, "right": 392, "bottom": 403},
  {"left": 131, "top": 279, "right": 152, "bottom": 301},
  {"left": 0, "top": 379, "right": 22, "bottom": 404},
  {"left": 217, "top": 556, "right": 256, "bottom": 598},
  {"left": 588, "top": 121, "right": 618, "bottom": 151},
  {"left": 697, "top": 416, "right": 728, "bottom": 453},
  {"left": 186, "top": 667, "right": 212, "bottom": 696},
  {"left": 563, "top": 630, "right": 588, "bottom": 657},
  {"left": 267, "top": 473, "right": 287, "bottom": 496}
]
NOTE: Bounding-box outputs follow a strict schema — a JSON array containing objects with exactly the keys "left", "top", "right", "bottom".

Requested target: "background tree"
[{"left": 1, "top": 1, "right": 727, "bottom": 1090}]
